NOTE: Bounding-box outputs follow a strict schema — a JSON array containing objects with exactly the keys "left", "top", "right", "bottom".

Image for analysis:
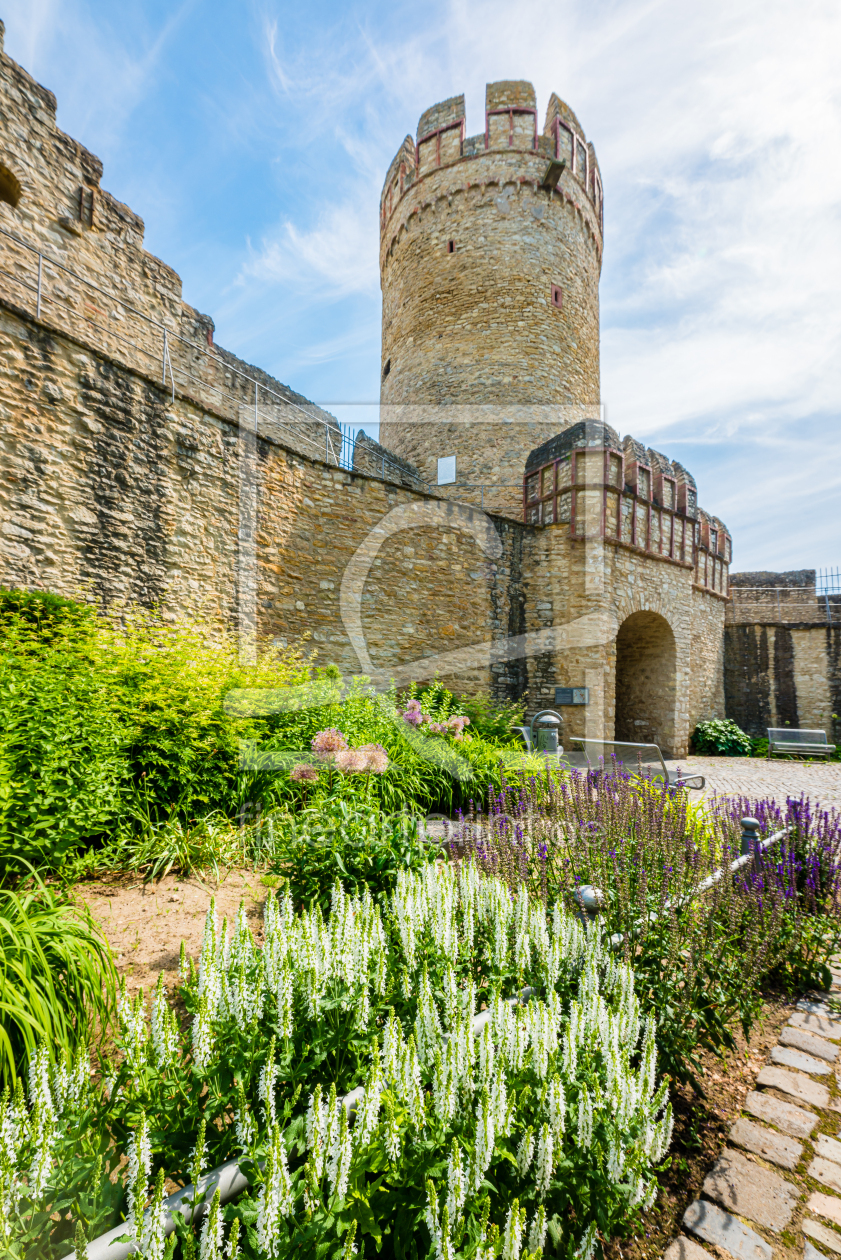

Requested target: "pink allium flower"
[
  {"left": 404, "top": 699, "right": 422, "bottom": 713},
  {"left": 401, "top": 710, "right": 423, "bottom": 727},
  {"left": 290, "top": 763, "right": 319, "bottom": 783},
  {"left": 358, "top": 743, "right": 389, "bottom": 774},
  {"left": 335, "top": 747, "right": 367, "bottom": 774},
  {"left": 311, "top": 727, "right": 348, "bottom": 760}
]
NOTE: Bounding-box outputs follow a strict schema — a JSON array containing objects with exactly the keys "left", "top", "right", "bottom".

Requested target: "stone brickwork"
[
  {"left": 0, "top": 294, "right": 529, "bottom": 695},
  {"left": 726, "top": 572, "right": 840, "bottom": 741},
  {"left": 0, "top": 36, "right": 735, "bottom": 754},
  {"left": 516, "top": 521, "right": 726, "bottom": 757},
  {"left": 378, "top": 80, "right": 603, "bottom": 513}
]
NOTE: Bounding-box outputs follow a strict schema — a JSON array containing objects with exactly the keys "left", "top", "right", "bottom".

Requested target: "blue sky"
[{"left": 5, "top": 0, "right": 841, "bottom": 571}]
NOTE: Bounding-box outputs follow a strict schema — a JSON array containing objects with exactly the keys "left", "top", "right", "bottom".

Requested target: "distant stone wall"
[{"left": 725, "top": 572, "right": 840, "bottom": 740}]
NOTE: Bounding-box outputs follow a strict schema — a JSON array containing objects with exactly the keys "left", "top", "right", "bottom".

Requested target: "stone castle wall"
[
  {"left": 378, "top": 82, "right": 603, "bottom": 514},
  {"left": 0, "top": 36, "right": 731, "bottom": 753},
  {"left": 0, "top": 288, "right": 726, "bottom": 753},
  {"left": 0, "top": 297, "right": 529, "bottom": 697},
  {"left": 725, "top": 572, "right": 841, "bottom": 742}
]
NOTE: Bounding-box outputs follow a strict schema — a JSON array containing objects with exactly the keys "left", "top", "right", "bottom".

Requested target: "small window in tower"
[
  {"left": 0, "top": 163, "right": 22, "bottom": 209},
  {"left": 551, "top": 284, "right": 563, "bottom": 309},
  {"left": 382, "top": 359, "right": 391, "bottom": 380},
  {"left": 447, "top": 240, "right": 455, "bottom": 253},
  {"left": 437, "top": 455, "right": 456, "bottom": 485},
  {"left": 79, "top": 185, "right": 95, "bottom": 228}
]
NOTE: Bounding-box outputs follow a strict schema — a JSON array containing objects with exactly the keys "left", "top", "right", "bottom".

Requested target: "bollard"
[
  {"left": 740, "top": 816, "right": 761, "bottom": 857},
  {"left": 573, "top": 884, "right": 605, "bottom": 928}
]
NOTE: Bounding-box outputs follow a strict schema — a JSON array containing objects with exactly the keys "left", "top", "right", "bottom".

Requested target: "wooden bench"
[
  {"left": 565, "top": 738, "right": 705, "bottom": 790},
  {"left": 767, "top": 728, "right": 836, "bottom": 759}
]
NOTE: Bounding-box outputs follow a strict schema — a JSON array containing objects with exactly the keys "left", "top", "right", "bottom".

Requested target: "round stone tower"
[{"left": 378, "top": 80, "right": 603, "bottom": 513}]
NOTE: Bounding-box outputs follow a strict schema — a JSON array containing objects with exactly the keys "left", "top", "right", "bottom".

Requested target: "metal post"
[
  {"left": 162, "top": 330, "right": 168, "bottom": 386},
  {"left": 255, "top": 382, "right": 258, "bottom": 435},
  {"left": 36, "top": 254, "right": 42, "bottom": 320},
  {"left": 740, "top": 816, "right": 761, "bottom": 857},
  {"left": 326, "top": 427, "right": 329, "bottom": 464},
  {"left": 573, "top": 884, "right": 605, "bottom": 931}
]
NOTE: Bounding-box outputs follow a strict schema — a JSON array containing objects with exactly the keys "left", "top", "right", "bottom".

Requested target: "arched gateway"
[{"left": 614, "top": 611, "right": 677, "bottom": 757}]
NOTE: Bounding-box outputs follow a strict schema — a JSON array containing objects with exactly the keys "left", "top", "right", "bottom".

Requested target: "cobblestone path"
[
  {"left": 666, "top": 967, "right": 841, "bottom": 1260},
  {"left": 662, "top": 757, "right": 841, "bottom": 812}
]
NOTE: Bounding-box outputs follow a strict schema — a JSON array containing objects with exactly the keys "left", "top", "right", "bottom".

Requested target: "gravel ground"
[{"left": 662, "top": 755, "right": 841, "bottom": 811}]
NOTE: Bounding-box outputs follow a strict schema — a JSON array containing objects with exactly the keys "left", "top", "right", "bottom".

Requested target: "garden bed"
[
  {"left": 78, "top": 870, "right": 802, "bottom": 1259},
  {"left": 75, "top": 869, "right": 270, "bottom": 997}
]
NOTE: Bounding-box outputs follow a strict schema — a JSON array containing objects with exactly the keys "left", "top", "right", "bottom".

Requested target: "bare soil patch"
[{"left": 75, "top": 867, "right": 272, "bottom": 996}]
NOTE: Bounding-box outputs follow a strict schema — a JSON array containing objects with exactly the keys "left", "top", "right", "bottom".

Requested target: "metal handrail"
[
  {"left": 0, "top": 225, "right": 341, "bottom": 455},
  {"left": 0, "top": 226, "right": 461, "bottom": 498},
  {"left": 573, "top": 818, "right": 791, "bottom": 949}
]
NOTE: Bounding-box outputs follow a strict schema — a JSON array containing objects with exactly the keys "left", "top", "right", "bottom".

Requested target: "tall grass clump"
[{"left": 0, "top": 869, "right": 117, "bottom": 1087}]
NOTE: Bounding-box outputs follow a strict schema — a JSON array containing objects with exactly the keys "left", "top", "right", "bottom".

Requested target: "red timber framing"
[
  {"left": 416, "top": 117, "right": 466, "bottom": 167},
  {"left": 551, "top": 116, "right": 587, "bottom": 188},
  {"left": 485, "top": 106, "right": 538, "bottom": 151},
  {"left": 522, "top": 446, "right": 731, "bottom": 582}
]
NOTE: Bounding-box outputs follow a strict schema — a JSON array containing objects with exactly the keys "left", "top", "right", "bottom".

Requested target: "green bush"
[
  {"left": 690, "top": 718, "right": 752, "bottom": 756},
  {"left": 268, "top": 800, "right": 438, "bottom": 912},
  {"left": 0, "top": 589, "right": 528, "bottom": 873},
  {"left": 0, "top": 611, "right": 127, "bottom": 873}
]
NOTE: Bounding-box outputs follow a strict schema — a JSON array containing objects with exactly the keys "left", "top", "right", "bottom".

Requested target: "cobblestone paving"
[
  {"left": 662, "top": 757, "right": 841, "bottom": 812},
  {"left": 666, "top": 972, "right": 841, "bottom": 1260}
]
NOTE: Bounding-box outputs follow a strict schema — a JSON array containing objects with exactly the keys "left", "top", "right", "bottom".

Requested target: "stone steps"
[{"left": 664, "top": 989, "right": 841, "bottom": 1260}]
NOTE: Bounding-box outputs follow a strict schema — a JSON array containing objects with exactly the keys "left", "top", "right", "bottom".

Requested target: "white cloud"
[
  {"left": 2, "top": 0, "right": 196, "bottom": 149},
  {"left": 239, "top": 199, "right": 380, "bottom": 299}
]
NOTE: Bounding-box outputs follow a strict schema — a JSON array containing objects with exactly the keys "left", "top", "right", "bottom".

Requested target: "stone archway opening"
[{"left": 614, "top": 610, "right": 677, "bottom": 756}]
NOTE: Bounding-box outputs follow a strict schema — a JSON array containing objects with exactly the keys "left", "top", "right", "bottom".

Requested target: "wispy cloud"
[
  {"left": 4, "top": 0, "right": 839, "bottom": 567},
  {"left": 239, "top": 199, "right": 380, "bottom": 300},
  {"left": 3, "top": 0, "right": 197, "bottom": 149}
]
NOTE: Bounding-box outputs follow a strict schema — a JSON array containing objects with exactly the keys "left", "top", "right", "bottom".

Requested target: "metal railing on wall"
[
  {"left": 0, "top": 225, "right": 524, "bottom": 515},
  {"left": 0, "top": 224, "right": 346, "bottom": 467}
]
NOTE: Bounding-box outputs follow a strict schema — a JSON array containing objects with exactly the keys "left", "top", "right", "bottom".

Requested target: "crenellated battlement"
[
  {"left": 379, "top": 79, "right": 603, "bottom": 244},
  {"left": 522, "top": 421, "right": 731, "bottom": 597}
]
